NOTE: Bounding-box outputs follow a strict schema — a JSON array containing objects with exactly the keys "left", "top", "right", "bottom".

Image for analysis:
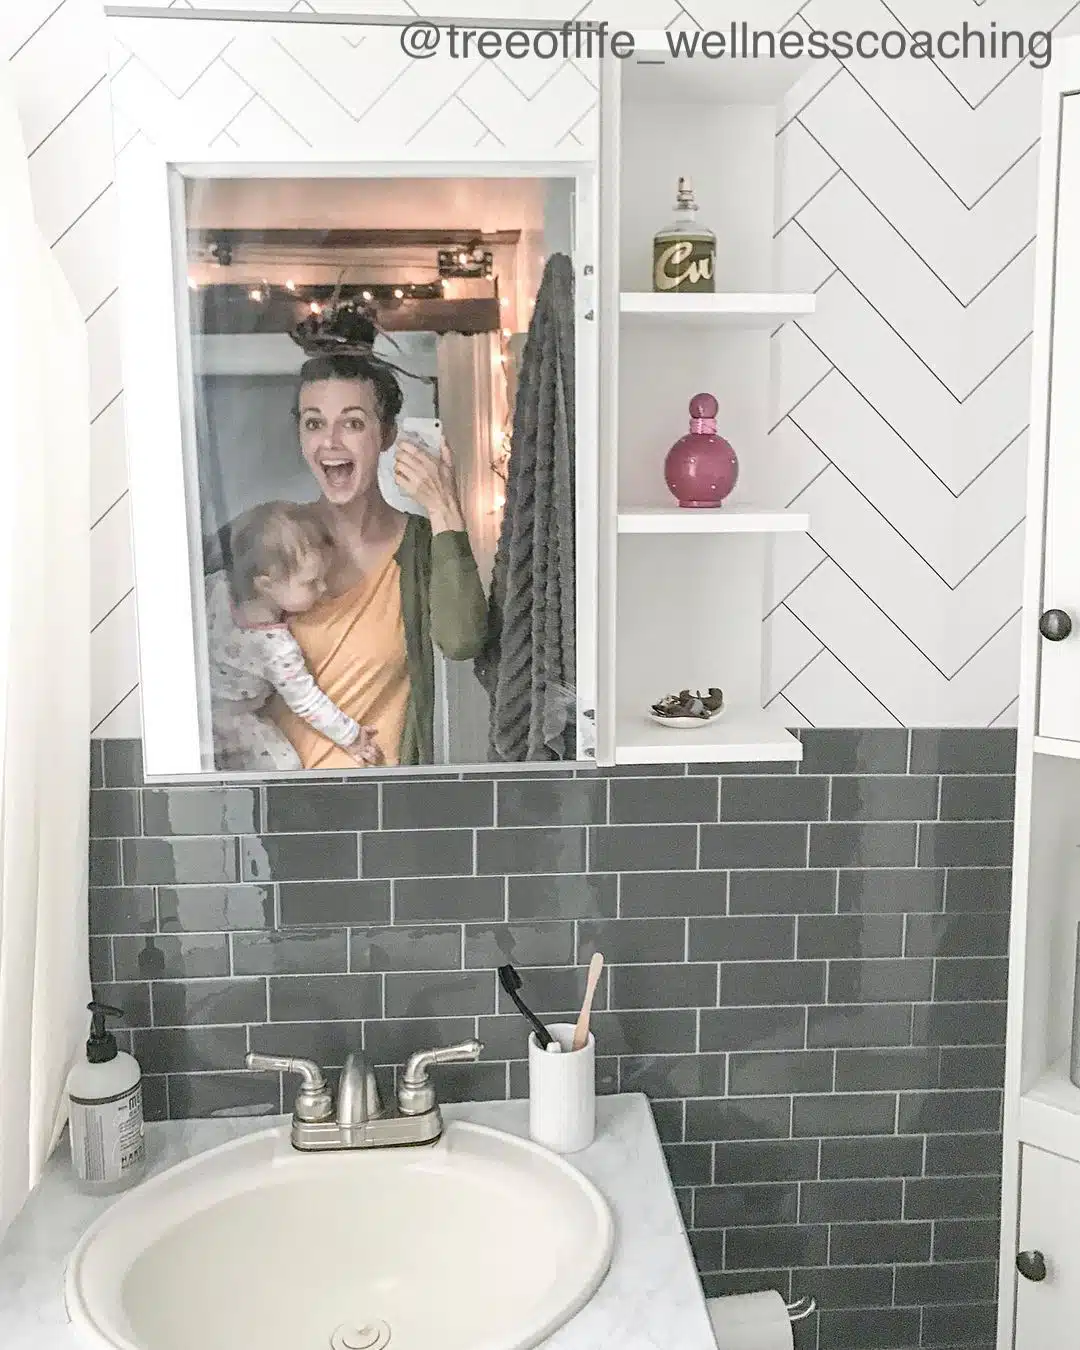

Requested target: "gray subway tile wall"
[{"left": 87, "top": 729, "right": 1014, "bottom": 1350}]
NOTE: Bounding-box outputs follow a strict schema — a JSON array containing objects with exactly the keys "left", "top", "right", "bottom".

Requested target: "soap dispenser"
[{"left": 66, "top": 1001, "right": 146, "bottom": 1193}]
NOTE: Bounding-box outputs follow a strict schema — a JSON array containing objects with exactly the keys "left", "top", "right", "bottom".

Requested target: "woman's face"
[{"left": 296, "top": 377, "right": 395, "bottom": 506}]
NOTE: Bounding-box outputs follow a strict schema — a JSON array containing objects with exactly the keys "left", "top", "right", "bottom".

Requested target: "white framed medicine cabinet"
[{"left": 104, "top": 7, "right": 815, "bottom": 777}]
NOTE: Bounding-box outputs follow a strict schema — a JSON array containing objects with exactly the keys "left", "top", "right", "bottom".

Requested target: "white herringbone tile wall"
[{"left": 5, "top": 0, "right": 1069, "bottom": 734}]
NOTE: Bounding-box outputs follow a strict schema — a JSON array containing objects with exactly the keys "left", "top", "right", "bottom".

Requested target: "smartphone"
[
  {"left": 399, "top": 417, "right": 442, "bottom": 456},
  {"left": 377, "top": 417, "right": 441, "bottom": 514}
]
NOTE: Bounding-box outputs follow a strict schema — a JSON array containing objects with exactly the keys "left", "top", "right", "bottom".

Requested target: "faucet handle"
[
  {"left": 398, "top": 1038, "right": 483, "bottom": 1115},
  {"left": 245, "top": 1051, "right": 333, "bottom": 1123}
]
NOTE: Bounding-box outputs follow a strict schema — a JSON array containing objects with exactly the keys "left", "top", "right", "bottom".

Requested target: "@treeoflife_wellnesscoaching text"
[{"left": 397, "top": 20, "right": 1053, "bottom": 69}]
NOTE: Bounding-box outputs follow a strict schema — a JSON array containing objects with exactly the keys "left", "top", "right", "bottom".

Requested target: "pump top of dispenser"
[{"left": 85, "top": 1001, "right": 125, "bottom": 1064}]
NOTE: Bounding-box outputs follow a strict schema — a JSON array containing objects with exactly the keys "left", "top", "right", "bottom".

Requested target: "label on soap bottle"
[{"left": 70, "top": 1084, "right": 145, "bottom": 1184}]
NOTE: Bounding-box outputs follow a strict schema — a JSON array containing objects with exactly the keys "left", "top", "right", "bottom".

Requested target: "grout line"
[{"left": 91, "top": 492, "right": 129, "bottom": 533}]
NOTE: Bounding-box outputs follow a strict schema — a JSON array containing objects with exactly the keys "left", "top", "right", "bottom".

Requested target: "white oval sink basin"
[{"left": 65, "top": 1121, "right": 614, "bottom": 1350}]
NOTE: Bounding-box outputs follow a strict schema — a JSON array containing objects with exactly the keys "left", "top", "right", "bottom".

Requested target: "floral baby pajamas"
[{"left": 204, "top": 571, "right": 360, "bottom": 771}]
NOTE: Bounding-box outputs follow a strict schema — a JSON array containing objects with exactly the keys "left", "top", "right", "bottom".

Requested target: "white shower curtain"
[
  {"left": 435, "top": 331, "right": 504, "bottom": 593},
  {"left": 435, "top": 333, "right": 505, "bottom": 763},
  {"left": 0, "top": 69, "right": 92, "bottom": 1236}
]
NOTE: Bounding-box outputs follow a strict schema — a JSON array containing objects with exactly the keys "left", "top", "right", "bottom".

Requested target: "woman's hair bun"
[{"left": 290, "top": 298, "right": 379, "bottom": 356}]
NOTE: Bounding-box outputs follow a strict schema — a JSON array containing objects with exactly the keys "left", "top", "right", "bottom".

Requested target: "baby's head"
[{"left": 226, "top": 501, "right": 335, "bottom": 615}]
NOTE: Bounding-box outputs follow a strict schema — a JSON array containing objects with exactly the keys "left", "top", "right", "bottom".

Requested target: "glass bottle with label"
[{"left": 652, "top": 177, "right": 716, "bottom": 294}]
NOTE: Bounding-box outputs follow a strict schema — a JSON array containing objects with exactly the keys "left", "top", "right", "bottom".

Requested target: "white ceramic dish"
[
  {"left": 648, "top": 709, "right": 724, "bottom": 729},
  {"left": 65, "top": 1120, "right": 614, "bottom": 1350}
]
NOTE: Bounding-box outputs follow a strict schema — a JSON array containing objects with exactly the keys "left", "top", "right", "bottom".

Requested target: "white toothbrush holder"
[{"left": 528, "top": 1022, "right": 596, "bottom": 1153}]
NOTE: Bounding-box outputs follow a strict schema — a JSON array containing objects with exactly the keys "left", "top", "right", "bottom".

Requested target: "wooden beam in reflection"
[{"left": 191, "top": 227, "right": 520, "bottom": 250}]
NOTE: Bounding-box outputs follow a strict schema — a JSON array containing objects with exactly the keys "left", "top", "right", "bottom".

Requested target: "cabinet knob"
[
  {"left": 1039, "top": 609, "right": 1072, "bottom": 641},
  {"left": 1017, "top": 1250, "right": 1047, "bottom": 1282}
]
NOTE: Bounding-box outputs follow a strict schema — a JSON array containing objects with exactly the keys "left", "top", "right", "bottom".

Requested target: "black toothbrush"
[{"left": 498, "top": 964, "right": 554, "bottom": 1049}]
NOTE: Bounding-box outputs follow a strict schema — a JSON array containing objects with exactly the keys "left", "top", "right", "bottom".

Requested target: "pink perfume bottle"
[{"left": 663, "top": 393, "right": 738, "bottom": 508}]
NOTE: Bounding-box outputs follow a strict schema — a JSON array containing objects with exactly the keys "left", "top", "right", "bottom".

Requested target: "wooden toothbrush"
[{"left": 572, "top": 952, "right": 604, "bottom": 1051}]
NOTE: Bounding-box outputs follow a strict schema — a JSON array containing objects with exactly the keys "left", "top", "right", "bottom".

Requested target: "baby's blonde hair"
[{"left": 225, "top": 501, "right": 334, "bottom": 605}]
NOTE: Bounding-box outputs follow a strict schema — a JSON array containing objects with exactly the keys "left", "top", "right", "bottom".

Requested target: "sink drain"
[{"left": 330, "top": 1320, "right": 391, "bottom": 1350}]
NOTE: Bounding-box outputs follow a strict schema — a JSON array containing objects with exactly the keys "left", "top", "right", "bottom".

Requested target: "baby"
[{"left": 205, "top": 501, "right": 379, "bottom": 772}]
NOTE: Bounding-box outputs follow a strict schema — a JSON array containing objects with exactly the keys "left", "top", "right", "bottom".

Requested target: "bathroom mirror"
[{"left": 105, "top": 12, "right": 598, "bottom": 779}]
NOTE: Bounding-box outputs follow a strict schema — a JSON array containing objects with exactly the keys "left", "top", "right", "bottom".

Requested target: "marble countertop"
[{"left": 0, "top": 1092, "right": 717, "bottom": 1350}]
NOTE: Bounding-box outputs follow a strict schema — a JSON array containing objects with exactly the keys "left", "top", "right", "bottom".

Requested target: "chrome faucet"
[{"left": 245, "top": 1039, "right": 483, "bottom": 1150}]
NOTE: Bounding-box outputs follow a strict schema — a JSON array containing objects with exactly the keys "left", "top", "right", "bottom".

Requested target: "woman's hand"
[
  {"left": 394, "top": 435, "right": 466, "bottom": 534},
  {"left": 345, "top": 727, "right": 383, "bottom": 767}
]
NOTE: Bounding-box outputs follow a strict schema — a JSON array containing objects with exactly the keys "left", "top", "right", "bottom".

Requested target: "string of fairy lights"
[
  {"left": 187, "top": 275, "right": 448, "bottom": 306},
  {"left": 493, "top": 293, "right": 513, "bottom": 491}
]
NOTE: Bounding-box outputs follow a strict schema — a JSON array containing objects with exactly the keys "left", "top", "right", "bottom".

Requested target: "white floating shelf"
[
  {"left": 1020, "top": 1057, "right": 1080, "bottom": 1166},
  {"left": 619, "top": 292, "right": 815, "bottom": 326},
  {"left": 1033, "top": 735, "right": 1080, "bottom": 761},
  {"left": 619, "top": 507, "right": 809, "bottom": 535},
  {"left": 614, "top": 708, "right": 801, "bottom": 765}
]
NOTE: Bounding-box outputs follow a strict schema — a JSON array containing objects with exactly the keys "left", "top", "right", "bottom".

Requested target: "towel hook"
[{"left": 786, "top": 1295, "right": 816, "bottom": 1322}]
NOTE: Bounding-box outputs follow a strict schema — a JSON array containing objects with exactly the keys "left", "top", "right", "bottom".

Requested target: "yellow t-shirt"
[{"left": 270, "top": 551, "right": 410, "bottom": 769}]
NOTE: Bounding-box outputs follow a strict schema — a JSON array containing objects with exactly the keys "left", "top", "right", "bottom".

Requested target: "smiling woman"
[{"left": 262, "top": 332, "right": 489, "bottom": 769}]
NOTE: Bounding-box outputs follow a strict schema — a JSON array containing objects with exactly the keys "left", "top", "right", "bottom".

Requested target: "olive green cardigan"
[{"left": 395, "top": 516, "right": 488, "bottom": 765}]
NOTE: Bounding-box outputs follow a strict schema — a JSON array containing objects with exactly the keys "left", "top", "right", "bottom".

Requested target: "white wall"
[{"left": 4, "top": 0, "right": 1069, "bottom": 732}]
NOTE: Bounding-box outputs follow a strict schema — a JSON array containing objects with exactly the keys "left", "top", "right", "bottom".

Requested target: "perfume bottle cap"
[
  {"left": 689, "top": 392, "right": 718, "bottom": 435},
  {"left": 676, "top": 177, "right": 696, "bottom": 209}
]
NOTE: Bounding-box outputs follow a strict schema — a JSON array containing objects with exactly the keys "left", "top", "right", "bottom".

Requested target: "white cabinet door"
[
  {"left": 1014, "top": 1145, "right": 1080, "bottom": 1345},
  {"left": 1040, "top": 93, "right": 1080, "bottom": 741}
]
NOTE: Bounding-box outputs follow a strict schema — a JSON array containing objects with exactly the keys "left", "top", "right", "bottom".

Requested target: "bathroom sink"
[{"left": 64, "top": 1120, "right": 615, "bottom": 1350}]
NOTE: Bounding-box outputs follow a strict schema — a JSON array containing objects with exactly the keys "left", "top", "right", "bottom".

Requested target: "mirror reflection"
[{"left": 179, "top": 175, "right": 579, "bottom": 772}]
